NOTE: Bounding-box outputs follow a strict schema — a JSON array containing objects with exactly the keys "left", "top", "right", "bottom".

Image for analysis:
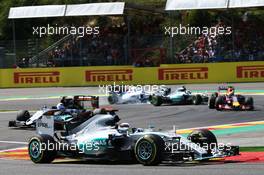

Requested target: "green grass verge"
[
  {"left": 0, "top": 109, "right": 17, "bottom": 112},
  {"left": 240, "top": 147, "right": 264, "bottom": 152}
]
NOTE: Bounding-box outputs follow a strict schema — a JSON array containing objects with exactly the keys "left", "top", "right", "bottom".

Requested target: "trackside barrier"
[{"left": 0, "top": 61, "right": 264, "bottom": 88}]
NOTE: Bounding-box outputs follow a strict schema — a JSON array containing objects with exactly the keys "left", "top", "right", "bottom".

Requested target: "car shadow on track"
[
  {"left": 9, "top": 127, "right": 35, "bottom": 131},
  {"left": 52, "top": 159, "right": 242, "bottom": 166},
  {"left": 161, "top": 160, "right": 242, "bottom": 167}
]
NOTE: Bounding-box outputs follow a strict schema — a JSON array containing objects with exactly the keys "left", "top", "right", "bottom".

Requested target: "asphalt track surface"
[{"left": 0, "top": 83, "right": 264, "bottom": 175}]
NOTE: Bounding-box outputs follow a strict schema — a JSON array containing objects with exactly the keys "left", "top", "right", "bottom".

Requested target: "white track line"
[
  {"left": 0, "top": 141, "right": 27, "bottom": 145},
  {"left": 0, "top": 111, "right": 18, "bottom": 114}
]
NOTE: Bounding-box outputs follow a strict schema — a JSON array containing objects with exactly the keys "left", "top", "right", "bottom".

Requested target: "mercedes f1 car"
[
  {"left": 208, "top": 86, "right": 254, "bottom": 111},
  {"left": 108, "top": 86, "right": 149, "bottom": 104},
  {"left": 149, "top": 86, "right": 208, "bottom": 106},
  {"left": 8, "top": 95, "right": 99, "bottom": 128},
  {"left": 28, "top": 110, "right": 239, "bottom": 165}
]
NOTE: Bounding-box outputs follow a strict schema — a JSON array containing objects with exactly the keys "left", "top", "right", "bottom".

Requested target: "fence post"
[{"left": 12, "top": 20, "right": 17, "bottom": 64}]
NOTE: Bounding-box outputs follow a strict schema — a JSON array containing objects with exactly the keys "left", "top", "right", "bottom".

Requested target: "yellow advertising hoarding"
[{"left": 0, "top": 61, "right": 264, "bottom": 88}]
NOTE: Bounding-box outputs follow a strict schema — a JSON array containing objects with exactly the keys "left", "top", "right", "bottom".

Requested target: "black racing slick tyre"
[
  {"left": 16, "top": 110, "right": 30, "bottom": 121},
  {"left": 245, "top": 97, "right": 254, "bottom": 110},
  {"left": 208, "top": 96, "right": 216, "bottom": 109},
  {"left": 8, "top": 121, "right": 16, "bottom": 127},
  {"left": 192, "top": 94, "right": 202, "bottom": 105},
  {"left": 28, "top": 135, "right": 57, "bottom": 164},
  {"left": 150, "top": 96, "right": 163, "bottom": 106},
  {"left": 187, "top": 129, "right": 218, "bottom": 155},
  {"left": 215, "top": 96, "right": 224, "bottom": 111},
  {"left": 108, "top": 95, "right": 118, "bottom": 104},
  {"left": 134, "top": 135, "right": 164, "bottom": 166}
]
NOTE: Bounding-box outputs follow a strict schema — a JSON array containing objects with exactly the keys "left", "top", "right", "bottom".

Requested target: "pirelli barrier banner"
[{"left": 0, "top": 61, "right": 264, "bottom": 88}]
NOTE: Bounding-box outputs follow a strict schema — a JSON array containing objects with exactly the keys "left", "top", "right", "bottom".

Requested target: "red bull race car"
[{"left": 208, "top": 86, "right": 254, "bottom": 111}]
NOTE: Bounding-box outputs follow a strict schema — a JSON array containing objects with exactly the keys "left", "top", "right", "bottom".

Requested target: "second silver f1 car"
[
  {"left": 149, "top": 86, "right": 208, "bottom": 106},
  {"left": 108, "top": 86, "right": 149, "bottom": 104},
  {"left": 8, "top": 95, "right": 99, "bottom": 128}
]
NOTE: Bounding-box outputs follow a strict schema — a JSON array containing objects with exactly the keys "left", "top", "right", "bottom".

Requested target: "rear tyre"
[
  {"left": 150, "top": 96, "right": 163, "bottom": 106},
  {"left": 192, "top": 94, "right": 202, "bottom": 105},
  {"left": 28, "top": 135, "right": 57, "bottom": 164},
  {"left": 134, "top": 135, "right": 164, "bottom": 166},
  {"left": 16, "top": 110, "right": 30, "bottom": 121},
  {"left": 187, "top": 129, "right": 218, "bottom": 155}
]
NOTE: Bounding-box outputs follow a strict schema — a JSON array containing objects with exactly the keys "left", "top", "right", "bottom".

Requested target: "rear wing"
[
  {"left": 61, "top": 95, "right": 99, "bottom": 109},
  {"left": 218, "top": 86, "right": 228, "bottom": 91},
  {"left": 74, "top": 95, "right": 99, "bottom": 109}
]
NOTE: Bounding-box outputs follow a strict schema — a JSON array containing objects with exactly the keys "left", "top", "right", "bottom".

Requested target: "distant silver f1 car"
[
  {"left": 8, "top": 95, "right": 99, "bottom": 128},
  {"left": 28, "top": 110, "right": 239, "bottom": 165},
  {"left": 108, "top": 86, "right": 149, "bottom": 104}
]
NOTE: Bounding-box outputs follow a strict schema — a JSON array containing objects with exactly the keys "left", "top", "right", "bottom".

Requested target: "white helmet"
[
  {"left": 118, "top": 123, "right": 130, "bottom": 134},
  {"left": 56, "top": 103, "right": 65, "bottom": 110}
]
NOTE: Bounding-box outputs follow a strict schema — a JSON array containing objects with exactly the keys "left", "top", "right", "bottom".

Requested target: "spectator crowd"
[{"left": 175, "top": 18, "right": 264, "bottom": 64}]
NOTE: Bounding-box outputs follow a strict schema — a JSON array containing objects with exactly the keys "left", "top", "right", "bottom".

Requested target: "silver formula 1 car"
[
  {"left": 149, "top": 86, "right": 208, "bottom": 106},
  {"left": 108, "top": 86, "right": 150, "bottom": 104},
  {"left": 28, "top": 110, "right": 239, "bottom": 165},
  {"left": 8, "top": 95, "right": 99, "bottom": 128}
]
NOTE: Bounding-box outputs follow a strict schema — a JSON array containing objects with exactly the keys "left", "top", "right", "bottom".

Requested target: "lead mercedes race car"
[
  {"left": 28, "top": 110, "right": 239, "bottom": 165},
  {"left": 8, "top": 95, "right": 99, "bottom": 128},
  {"left": 149, "top": 86, "right": 208, "bottom": 106},
  {"left": 208, "top": 86, "right": 254, "bottom": 111},
  {"left": 108, "top": 86, "right": 149, "bottom": 104}
]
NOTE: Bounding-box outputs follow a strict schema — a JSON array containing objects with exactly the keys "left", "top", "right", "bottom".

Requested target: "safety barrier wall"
[{"left": 0, "top": 61, "right": 264, "bottom": 88}]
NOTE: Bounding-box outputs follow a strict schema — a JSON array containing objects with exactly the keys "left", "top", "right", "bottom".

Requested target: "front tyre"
[
  {"left": 28, "top": 135, "right": 57, "bottom": 163},
  {"left": 108, "top": 94, "right": 118, "bottom": 104},
  {"left": 245, "top": 97, "right": 254, "bottom": 110},
  {"left": 134, "top": 135, "right": 164, "bottom": 166},
  {"left": 150, "top": 95, "right": 163, "bottom": 106},
  {"left": 215, "top": 96, "right": 224, "bottom": 111},
  {"left": 208, "top": 96, "right": 216, "bottom": 109}
]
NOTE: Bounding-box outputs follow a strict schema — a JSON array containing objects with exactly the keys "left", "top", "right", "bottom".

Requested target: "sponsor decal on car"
[
  {"left": 158, "top": 67, "right": 208, "bottom": 81},
  {"left": 86, "top": 69, "right": 133, "bottom": 82},
  {"left": 237, "top": 65, "right": 264, "bottom": 79},
  {"left": 14, "top": 71, "right": 60, "bottom": 84}
]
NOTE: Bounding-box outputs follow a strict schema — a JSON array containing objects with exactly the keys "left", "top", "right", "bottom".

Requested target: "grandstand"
[{"left": 0, "top": 1, "right": 263, "bottom": 68}]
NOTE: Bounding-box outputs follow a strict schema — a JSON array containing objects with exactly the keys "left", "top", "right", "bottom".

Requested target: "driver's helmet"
[
  {"left": 177, "top": 86, "right": 186, "bottom": 92},
  {"left": 162, "top": 87, "right": 171, "bottom": 96},
  {"left": 227, "top": 86, "right": 235, "bottom": 96},
  {"left": 60, "top": 97, "right": 66, "bottom": 105},
  {"left": 118, "top": 123, "right": 130, "bottom": 134},
  {"left": 61, "top": 96, "right": 73, "bottom": 107},
  {"left": 56, "top": 103, "right": 65, "bottom": 110}
]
